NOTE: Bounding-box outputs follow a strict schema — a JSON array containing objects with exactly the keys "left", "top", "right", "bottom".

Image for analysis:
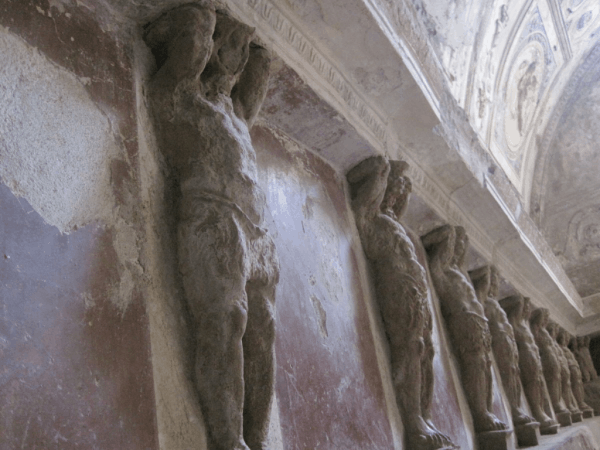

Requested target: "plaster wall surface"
[{"left": 0, "top": 2, "right": 157, "bottom": 448}]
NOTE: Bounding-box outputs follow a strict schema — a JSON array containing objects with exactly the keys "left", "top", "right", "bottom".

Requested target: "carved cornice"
[
  {"left": 403, "top": 153, "right": 577, "bottom": 332},
  {"left": 223, "top": 0, "right": 388, "bottom": 150},
  {"left": 361, "top": 0, "right": 445, "bottom": 116}
]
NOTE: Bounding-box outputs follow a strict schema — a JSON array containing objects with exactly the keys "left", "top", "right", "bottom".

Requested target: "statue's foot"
[
  {"left": 513, "top": 409, "right": 536, "bottom": 426},
  {"left": 474, "top": 412, "right": 508, "bottom": 432},
  {"left": 425, "top": 419, "right": 454, "bottom": 446},
  {"left": 407, "top": 432, "right": 457, "bottom": 450},
  {"left": 539, "top": 416, "right": 557, "bottom": 429},
  {"left": 407, "top": 418, "right": 457, "bottom": 450}
]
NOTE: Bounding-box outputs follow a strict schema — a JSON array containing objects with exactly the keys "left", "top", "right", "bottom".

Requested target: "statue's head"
[
  {"left": 202, "top": 10, "right": 255, "bottom": 97},
  {"left": 382, "top": 160, "right": 410, "bottom": 216},
  {"left": 468, "top": 265, "right": 491, "bottom": 296},
  {"left": 558, "top": 328, "right": 570, "bottom": 346},
  {"left": 546, "top": 320, "right": 558, "bottom": 339},
  {"left": 530, "top": 307, "right": 549, "bottom": 327},
  {"left": 523, "top": 297, "right": 532, "bottom": 320},
  {"left": 499, "top": 294, "right": 524, "bottom": 318}
]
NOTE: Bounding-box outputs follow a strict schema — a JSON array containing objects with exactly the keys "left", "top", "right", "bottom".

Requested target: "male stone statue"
[
  {"left": 575, "top": 336, "right": 598, "bottom": 382},
  {"left": 422, "top": 225, "right": 509, "bottom": 444},
  {"left": 530, "top": 308, "right": 571, "bottom": 426},
  {"left": 144, "top": 4, "right": 279, "bottom": 449},
  {"left": 573, "top": 336, "right": 600, "bottom": 415},
  {"left": 469, "top": 266, "right": 538, "bottom": 445},
  {"left": 548, "top": 321, "right": 582, "bottom": 422},
  {"left": 500, "top": 295, "right": 559, "bottom": 434},
  {"left": 347, "top": 156, "right": 455, "bottom": 450},
  {"left": 560, "top": 329, "right": 594, "bottom": 418}
]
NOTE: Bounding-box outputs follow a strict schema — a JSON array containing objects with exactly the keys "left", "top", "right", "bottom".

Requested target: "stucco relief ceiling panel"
[
  {"left": 559, "top": 0, "right": 600, "bottom": 50},
  {"left": 466, "top": 0, "right": 527, "bottom": 149},
  {"left": 489, "top": 2, "right": 565, "bottom": 190}
]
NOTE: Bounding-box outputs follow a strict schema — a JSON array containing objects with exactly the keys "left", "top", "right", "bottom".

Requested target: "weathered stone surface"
[
  {"left": 548, "top": 321, "right": 582, "bottom": 421},
  {"left": 501, "top": 296, "right": 559, "bottom": 434},
  {"left": 563, "top": 334, "right": 595, "bottom": 418},
  {"left": 530, "top": 308, "right": 572, "bottom": 424},
  {"left": 576, "top": 337, "right": 599, "bottom": 383},
  {"left": 144, "top": 4, "right": 280, "bottom": 449},
  {"left": 423, "top": 224, "right": 509, "bottom": 439},
  {"left": 470, "top": 265, "right": 536, "bottom": 432},
  {"left": 347, "top": 156, "right": 455, "bottom": 450},
  {"left": 0, "top": 2, "right": 157, "bottom": 448}
]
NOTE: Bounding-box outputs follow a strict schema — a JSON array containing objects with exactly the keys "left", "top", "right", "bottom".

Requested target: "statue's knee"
[{"left": 228, "top": 302, "right": 249, "bottom": 339}]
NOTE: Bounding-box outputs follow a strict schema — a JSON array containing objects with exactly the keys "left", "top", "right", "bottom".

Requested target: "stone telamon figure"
[
  {"left": 560, "top": 330, "right": 594, "bottom": 418},
  {"left": 144, "top": 4, "right": 279, "bottom": 449},
  {"left": 548, "top": 321, "right": 582, "bottom": 422},
  {"left": 575, "top": 336, "right": 598, "bottom": 382},
  {"left": 469, "top": 266, "right": 537, "bottom": 436},
  {"left": 500, "top": 295, "right": 558, "bottom": 434},
  {"left": 422, "top": 225, "right": 508, "bottom": 435},
  {"left": 530, "top": 308, "right": 571, "bottom": 426},
  {"left": 347, "top": 156, "right": 455, "bottom": 450}
]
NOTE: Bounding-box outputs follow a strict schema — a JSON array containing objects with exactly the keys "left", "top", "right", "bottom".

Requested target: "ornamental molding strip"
[
  {"left": 223, "top": 0, "right": 388, "bottom": 151},
  {"left": 362, "top": 0, "right": 445, "bottom": 116}
]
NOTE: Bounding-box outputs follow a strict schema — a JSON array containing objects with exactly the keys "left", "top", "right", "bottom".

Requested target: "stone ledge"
[{"left": 535, "top": 416, "right": 600, "bottom": 450}]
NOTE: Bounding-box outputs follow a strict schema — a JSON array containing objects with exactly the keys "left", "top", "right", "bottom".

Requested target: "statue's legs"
[
  {"left": 178, "top": 201, "right": 251, "bottom": 450},
  {"left": 543, "top": 361, "right": 568, "bottom": 414},
  {"left": 376, "top": 276, "right": 452, "bottom": 450},
  {"left": 519, "top": 351, "right": 554, "bottom": 426},
  {"left": 243, "top": 235, "right": 279, "bottom": 449},
  {"left": 449, "top": 315, "right": 506, "bottom": 433}
]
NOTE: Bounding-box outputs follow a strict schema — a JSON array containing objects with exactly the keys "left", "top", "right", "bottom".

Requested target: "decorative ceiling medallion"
[
  {"left": 565, "top": 206, "right": 600, "bottom": 263},
  {"left": 503, "top": 38, "right": 547, "bottom": 159},
  {"left": 492, "top": 4, "right": 557, "bottom": 172}
]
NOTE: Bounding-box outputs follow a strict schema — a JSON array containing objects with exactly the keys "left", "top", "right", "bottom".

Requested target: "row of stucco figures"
[
  {"left": 348, "top": 155, "right": 600, "bottom": 450},
  {"left": 142, "top": 2, "right": 599, "bottom": 449}
]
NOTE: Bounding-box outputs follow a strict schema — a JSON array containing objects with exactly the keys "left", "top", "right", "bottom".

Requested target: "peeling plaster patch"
[{"left": 0, "top": 27, "right": 117, "bottom": 233}]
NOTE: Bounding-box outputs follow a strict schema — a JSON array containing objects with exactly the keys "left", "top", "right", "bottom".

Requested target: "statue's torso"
[
  {"left": 364, "top": 213, "right": 427, "bottom": 286},
  {"left": 155, "top": 86, "right": 266, "bottom": 225}
]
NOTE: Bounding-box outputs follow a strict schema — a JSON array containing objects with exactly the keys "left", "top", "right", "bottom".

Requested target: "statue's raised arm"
[
  {"left": 346, "top": 155, "right": 390, "bottom": 220},
  {"left": 232, "top": 41, "right": 272, "bottom": 127}
]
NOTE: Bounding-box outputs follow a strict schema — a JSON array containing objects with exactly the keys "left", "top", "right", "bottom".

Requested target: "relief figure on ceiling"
[
  {"left": 144, "top": 3, "right": 279, "bottom": 449},
  {"left": 530, "top": 308, "right": 572, "bottom": 426},
  {"left": 422, "top": 225, "right": 509, "bottom": 443},
  {"left": 503, "top": 40, "right": 545, "bottom": 158},
  {"left": 547, "top": 321, "right": 582, "bottom": 422},
  {"left": 469, "top": 266, "right": 539, "bottom": 446},
  {"left": 347, "top": 156, "right": 456, "bottom": 450},
  {"left": 500, "top": 295, "right": 559, "bottom": 435}
]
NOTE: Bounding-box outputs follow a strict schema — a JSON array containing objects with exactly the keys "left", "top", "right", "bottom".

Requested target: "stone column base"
[
  {"left": 557, "top": 410, "right": 573, "bottom": 427},
  {"left": 477, "top": 429, "right": 512, "bottom": 450},
  {"left": 540, "top": 423, "right": 560, "bottom": 435},
  {"left": 515, "top": 422, "right": 540, "bottom": 447}
]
